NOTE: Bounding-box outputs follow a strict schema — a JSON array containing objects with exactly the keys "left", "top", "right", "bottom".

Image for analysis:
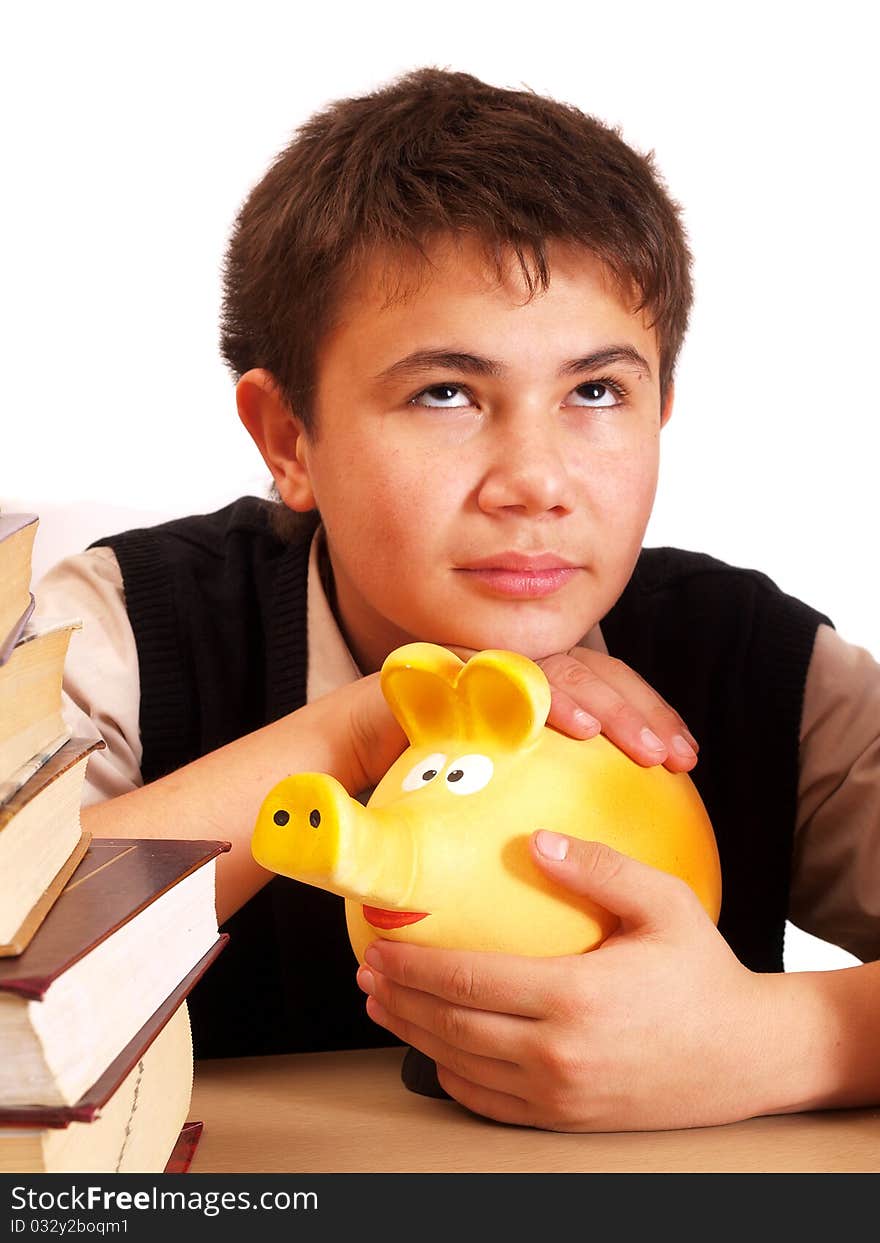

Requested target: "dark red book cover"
[
  {"left": 0, "top": 837, "right": 231, "bottom": 1001},
  {"left": 164, "top": 1121, "right": 203, "bottom": 1174}
]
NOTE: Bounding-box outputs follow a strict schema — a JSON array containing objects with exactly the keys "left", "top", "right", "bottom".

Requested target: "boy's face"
[{"left": 274, "top": 238, "right": 669, "bottom": 673}]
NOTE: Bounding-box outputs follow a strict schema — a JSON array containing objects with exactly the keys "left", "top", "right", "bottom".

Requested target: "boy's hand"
[
  {"left": 356, "top": 831, "right": 774, "bottom": 1132},
  {"left": 450, "top": 645, "right": 698, "bottom": 772},
  {"left": 346, "top": 645, "right": 697, "bottom": 793},
  {"left": 345, "top": 672, "right": 409, "bottom": 791},
  {"left": 539, "top": 648, "right": 698, "bottom": 771}
]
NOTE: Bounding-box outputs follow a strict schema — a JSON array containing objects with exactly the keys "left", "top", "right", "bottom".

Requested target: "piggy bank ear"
[
  {"left": 459, "top": 650, "right": 550, "bottom": 750},
  {"left": 380, "top": 643, "right": 464, "bottom": 745}
]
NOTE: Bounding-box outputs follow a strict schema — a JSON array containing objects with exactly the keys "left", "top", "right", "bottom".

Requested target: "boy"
[{"left": 37, "top": 68, "right": 880, "bottom": 1132}]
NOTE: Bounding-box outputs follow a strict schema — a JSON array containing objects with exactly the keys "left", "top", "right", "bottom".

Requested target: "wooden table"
[{"left": 189, "top": 1046, "right": 880, "bottom": 1173}]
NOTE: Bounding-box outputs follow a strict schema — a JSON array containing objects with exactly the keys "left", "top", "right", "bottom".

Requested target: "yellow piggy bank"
[{"left": 252, "top": 643, "right": 722, "bottom": 962}]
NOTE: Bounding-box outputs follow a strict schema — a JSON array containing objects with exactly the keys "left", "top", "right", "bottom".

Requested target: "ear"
[
  {"left": 236, "top": 368, "right": 317, "bottom": 512},
  {"left": 380, "top": 644, "right": 465, "bottom": 745},
  {"left": 458, "top": 650, "right": 550, "bottom": 750},
  {"left": 660, "top": 381, "right": 675, "bottom": 429}
]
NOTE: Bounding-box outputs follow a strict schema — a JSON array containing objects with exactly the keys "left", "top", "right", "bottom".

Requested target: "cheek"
[
  {"left": 622, "top": 447, "right": 660, "bottom": 518},
  {"left": 583, "top": 437, "right": 659, "bottom": 528},
  {"left": 320, "top": 451, "right": 456, "bottom": 574}
]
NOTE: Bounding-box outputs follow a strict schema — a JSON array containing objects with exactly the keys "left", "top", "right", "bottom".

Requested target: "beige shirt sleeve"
[{"left": 789, "top": 623, "right": 880, "bottom": 962}]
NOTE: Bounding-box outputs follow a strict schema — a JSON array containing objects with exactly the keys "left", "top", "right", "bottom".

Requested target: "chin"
[
  {"left": 438, "top": 616, "right": 594, "bottom": 662},
  {"left": 502, "top": 633, "right": 590, "bottom": 662}
]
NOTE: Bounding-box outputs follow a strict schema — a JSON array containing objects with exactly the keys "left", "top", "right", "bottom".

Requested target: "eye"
[
  {"left": 444, "top": 754, "right": 494, "bottom": 795},
  {"left": 565, "top": 380, "right": 623, "bottom": 408},
  {"left": 402, "top": 752, "right": 448, "bottom": 792},
  {"left": 409, "top": 384, "right": 472, "bottom": 409}
]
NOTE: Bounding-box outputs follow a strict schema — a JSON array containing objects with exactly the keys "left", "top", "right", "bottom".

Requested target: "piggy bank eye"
[
  {"left": 445, "top": 754, "right": 494, "bottom": 795},
  {"left": 402, "top": 752, "right": 448, "bottom": 792}
]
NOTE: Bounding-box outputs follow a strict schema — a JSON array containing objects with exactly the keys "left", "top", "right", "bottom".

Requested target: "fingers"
[
  {"left": 362, "top": 941, "right": 571, "bottom": 1018},
  {"left": 347, "top": 674, "right": 409, "bottom": 789},
  {"left": 447, "top": 644, "right": 697, "bottom": 772},
  {"left": 357, "top": 963, "right": 532, "bottom": 1062},
  {"left": 531, "top": 832, "right": 704, "bottom": 934},
  {"left": 538, "top": 651, "right": 698, "bottom": 771},
  {"left": 546, "top": 687, "right": 602, "bottom": 740},
  {"left": 435, "top": 1066, "right": 535, "bottom": 1127},
  {"left": 361, "top": 991, "right": 526, "bottom": 1100}
]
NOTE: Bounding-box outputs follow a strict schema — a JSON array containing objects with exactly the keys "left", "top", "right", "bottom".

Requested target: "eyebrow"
[{"left": 374, "top": 345, "right": 652, "bottom": 383}]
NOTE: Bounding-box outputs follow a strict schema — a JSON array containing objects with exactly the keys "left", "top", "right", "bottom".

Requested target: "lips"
[
  {"left": 462, "top": 567, "right": 577, "bottom": 597},
  {"left": 363, "top": 905, "right": 430, "bottom": 930},
  {"left": 462, "top": 551, "right": 576, "bottom": 572},
  {"left": 456, "top": 552, "right": 580, "bottom": 599}
]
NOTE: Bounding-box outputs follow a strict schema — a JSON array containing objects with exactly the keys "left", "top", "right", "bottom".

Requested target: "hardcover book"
[
  {"left": 0, "top": 514, "right": 38, "bottom": 661},
  {"left": 0, "top": 838, "right": 230, "bottom": 1109},
  {"left": 0, "top": 618, "right": 78, "bottom": 796},
  {"left": 0, "top": 738, "right": 102, "bottom": 955},
  {"left": 0, "top": 999, "right": 201, "bottom": 1173}
]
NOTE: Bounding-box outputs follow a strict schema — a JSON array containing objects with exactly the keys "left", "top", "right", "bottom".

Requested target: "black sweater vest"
[{"left": 95, "top": 497, "right": 831, "bottom": 1059}]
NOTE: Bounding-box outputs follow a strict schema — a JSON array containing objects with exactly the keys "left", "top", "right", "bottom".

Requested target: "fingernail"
[
  {"left": 671, "top": 734, "right": 697, "bottom": 759},
  {"left": 357, "top": 966, "right": 375, "bottom": 994},
  {"left": 640, "top": 727, "right": 666, "bottom": 753},
  {"left": 573, "top": 709, "right": 601, "bottom": 736},
  {"left": 364, "top": 945, "right": 383, "bottom": 969},
  {"left": 536, "top": 830, "right": 569, "bottom": 861},
  {"left": 366, "top": 996, "right": 389, "bottom": 1024}
]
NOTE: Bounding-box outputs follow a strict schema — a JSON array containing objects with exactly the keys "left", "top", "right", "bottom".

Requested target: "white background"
[{"left": 3, "top": 2, "right": 875, "bottom": 969}]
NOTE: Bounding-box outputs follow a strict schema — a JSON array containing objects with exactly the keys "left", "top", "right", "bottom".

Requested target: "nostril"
[
  {"left": 273, "top": 809, "right": 290, "bottom": 827},
  {"left": 309, "top": 809, "right": 321, "bottom": 828}
]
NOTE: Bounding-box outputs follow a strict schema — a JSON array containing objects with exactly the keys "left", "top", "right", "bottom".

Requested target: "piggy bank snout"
[
  {"left": 265, "top": 794, "right": 325, "bottom": 834},
  {"left": 252, "top": 773, "right": 349, "bottom": 880}
]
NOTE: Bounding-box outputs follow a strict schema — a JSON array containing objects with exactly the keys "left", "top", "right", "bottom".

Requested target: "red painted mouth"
[{"left": 363, "top": 905, "right": 430, "bottom": 930}]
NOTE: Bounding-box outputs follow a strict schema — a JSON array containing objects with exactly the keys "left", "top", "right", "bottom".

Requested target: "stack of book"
[
  {"left": 0, "top": 513, "right": 83, "bottom": 956},
  {"left": 0, "top": 513, "right": 229, "bottom": 1173}
]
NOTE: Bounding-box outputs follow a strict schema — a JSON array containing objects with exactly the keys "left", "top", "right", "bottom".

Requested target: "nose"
[{"left": 475, "top": 417, "right": 576, "bottom": 517}]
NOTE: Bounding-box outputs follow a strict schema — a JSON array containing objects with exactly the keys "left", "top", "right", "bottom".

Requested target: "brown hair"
[{"left": 221, "top": 66, "right": 692, "bottom": 434}]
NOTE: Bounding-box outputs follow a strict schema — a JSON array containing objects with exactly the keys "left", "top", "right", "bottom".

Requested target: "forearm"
[
  {"left": 755, "top": 960, "right": 880, "bottom": 1115},
  {"left": 81, "top": 677, "right": 385, "bottom": 925}
]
